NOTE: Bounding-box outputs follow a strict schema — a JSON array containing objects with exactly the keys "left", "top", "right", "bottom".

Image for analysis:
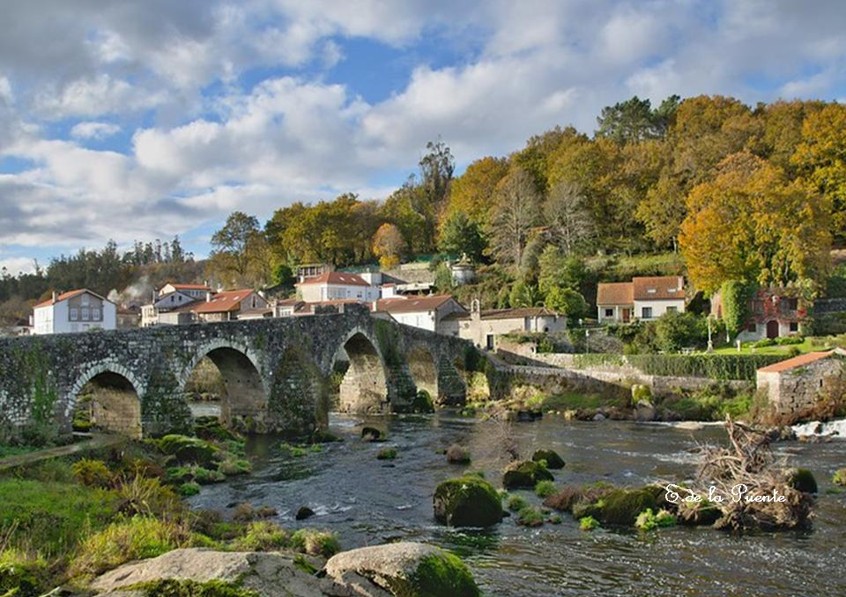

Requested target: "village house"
[
  {"left": 296, "top": 271, "right": 380, "bottom": 303},
  {"left": 756, "top": 349, "right": 845, "bottom": 417},
  {"left": 597, "top": 276, "right": 686, "bottom": 323},
  {"left": 441, "top": 299, "right": 566, "bottom": 350},
  {"left": 712, "top": 287, "right": 804, "bottom": 342},
  {"left": 373, "top": 295, "right": 467, "bottom": 333},
  {"left": 140, "top": 283, "right": 212, "bottom": 327},
  {"left": 191, "top": 289, "right": 270, "bottom": 323},
  {"left": 31, "top": 289, "right": 117, "bottom": 335}
]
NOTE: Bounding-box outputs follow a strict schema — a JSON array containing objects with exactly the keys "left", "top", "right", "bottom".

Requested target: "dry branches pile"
[{"left": 695, "top": 417, "right": 814, "bottom": 532}]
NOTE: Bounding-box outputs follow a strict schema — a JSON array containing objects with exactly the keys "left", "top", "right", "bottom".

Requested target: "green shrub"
[
  {"left": 156, "top": 435, "right": 221, "bottom": 467},
  {"left": 833, "top": 468, "right": 846, "bottom": 487},
  {"left": 69, "top": 516, "right": 188, "bottom": 578},
  {"left": 289, "top": 529, "right": 340, "bottom": 557},
  {"left": 635, "top": 508, "right": 677, "bottom": 531},
  {"left": 178, "top": 482, "right": 201, "bottom": 497},
  {"left": 71, "top": 458, "right": 113, "bottom": 488},
  {"left": 516, "top": 506, "right": 544, "bottom": 527},
  {"left": 775, "top": 335, "right": 804, "bottom": 345},
  {"left": 535, "top": 480, "right": 556, "bottom": 498},
  {"left": 412, "top": 390, "right": 435, "bottom": 413},
  {"left": 579, "top": 516, "right": 600, "bottom": 531},
  {"left": 506, "top": 495, "right": 528, "bottom": 512},
  {"left": 0, "top": 548, "right": 49, "bottom": 597},
  {"left": 627, "top": 354, "right": 783, "bottom": 381},
  {"left": 230, "top": 521, "right": 288, "bottom": 552}
]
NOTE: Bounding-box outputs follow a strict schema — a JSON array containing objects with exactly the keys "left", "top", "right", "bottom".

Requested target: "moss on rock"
[
  {"left": 788, "top": 468, "right": 818, "bottom": 494},
  {"left": 433, "top": 476, "right": 502, "bottom": 527},
  {"left": 531, "top": 449, "right": 565, "bottom": 470},
  {"left": 502, "top": 460, "right": 554, "bottom": 490}
]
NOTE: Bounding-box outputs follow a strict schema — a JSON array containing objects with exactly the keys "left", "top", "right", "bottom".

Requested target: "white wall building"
[
  {"left": 296, "top": 271, "right": 380, "bottom": 302},
  {"left": 32, "top": 289, "right": 117, "bottom": 335},
  {"left": 373, "top": 295, "right": 467, "bottom": 333},
  {"left": 597, "top": 276, "right": 686, "bottom": 323}
]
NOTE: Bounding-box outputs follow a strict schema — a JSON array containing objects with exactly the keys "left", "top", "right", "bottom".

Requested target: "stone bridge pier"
[{"left": 0, "top": 306, "right": 473, "bottom": 441}]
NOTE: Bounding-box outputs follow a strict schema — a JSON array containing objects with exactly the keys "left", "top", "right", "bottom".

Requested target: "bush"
[
  {"left": 69, "top": 516, "right": 188, "bottom": 578},
  {"left": 0, "top": 549, "right": 49, "bottom": 597},
  {"left": 230, "top": 521, "right": 288, "bottom": 552},
  {"left": 534, "top": 480, "right": 556, "bottom": 498},
  {"left": 289, "top": 529, "right": 340, "bottom": 557},
  {"left": 635, "top": 508, "right": 677, "bottom": 531},
  {"left": 178, "top": 482, "right": 201, "bottom": 497},
  {"left": 833, "top": 469, "right": 846, "bottom": 487},
  {"left": 579, "top": 516, "right": 600, "bottom": 531},
  {"left": 627, "top": 354, "right": 784, "bottom": 381},
  {"left": 516, "top": 506, "right": 544, "bottom": 527},
  {"left": 506, "top": 495, "right": 528, "bottom": 512},
  {"left": 71, "top": 459, "right": 113, "bottom": 488}
]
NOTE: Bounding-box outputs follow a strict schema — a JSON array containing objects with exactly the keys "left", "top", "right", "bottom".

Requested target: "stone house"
[
  {"left": 31, "top": 289, "right": 117, "bottom": 335},
  {"left": 597, "top": 276, "right": 685, "bottom": 323},
  {"left": 756, "top": 349, "right": 846, "bottom": 417},
  {"left": 441, "top": 300, "right": 565, "bottom": 350},
  {"left": 712, "top": 288, "right": 804, "bottom": 342}
]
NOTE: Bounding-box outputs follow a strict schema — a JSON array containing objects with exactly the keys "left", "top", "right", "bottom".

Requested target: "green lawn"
[{"left": 712, "top": 337, "right": 834, "bottom": 357}]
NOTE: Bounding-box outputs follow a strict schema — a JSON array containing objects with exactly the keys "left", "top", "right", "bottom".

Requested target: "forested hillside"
[{"left": 3, "top": 95, "right": 844, "bottom": 325}]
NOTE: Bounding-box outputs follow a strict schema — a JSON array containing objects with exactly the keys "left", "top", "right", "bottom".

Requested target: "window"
[
  {"left": 641, "top": 307, "right": 653, "bottom": 319},
  {"left": 752, "top": 300, "right": 763, "bottom": 314},
  {"left": 92, "top": 307, "right": 101, "bottom": 321},
  {"left": 789, "top": 322, "right": 799, "bottom": 332},
  {"left": 81, "top": 307, "right": 90, "bottom": 321},
  {"left": 70, "top": 308, "right": 79, "bottom": 321},
  {"left": 786, "top": 298, "right": 798, "bottom": 310},
  {"left": 747, "top": 323, "right": 757, "bottom": 332},
  {"left": 666, "top": 306, "right": 678, "bottom": 313},
  {"left": 604, "top": 308, "right": 614, "bottom": 317}
]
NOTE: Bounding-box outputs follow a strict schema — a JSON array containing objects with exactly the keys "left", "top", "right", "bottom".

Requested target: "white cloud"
[
  {"left": 70, "top": 121, "right": 121, "bottom": 140},
  {"left": 0, "top": 257, "right": 37, "bottom": 276}
]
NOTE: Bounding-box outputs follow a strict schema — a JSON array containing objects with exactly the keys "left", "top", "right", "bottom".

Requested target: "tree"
[
  {"left": 544, "top": 286, "right": 587, "bottom": 319},
  {"left": 537, "top": 245, "right": 587, "bottom": 296},
  {"left": 679, "top": 152, "right": 831, "bottom": 294},
  {"left": 487, "top": 167, "right": 542, "bottom": 269},
  {"left": 720, "top": 279, "right": 756, "bottom": 337},
  {"left": 508, "top": 281, "right": 542, "bottom": 308},
  {"left": 444, "top": 156, "right": 509, "bottom": 226},
  {"left": 371, "top": 223, "right": 407, "bottom": 269},
  {"left": 419, "top": 138, "right": 455, "bottom": 216},
  {"left": 437, "top": 212, "right": 486, "bottom": 262},
  {"left": 208, "top": 211, "right": 270, "bottom": 288},
  {"left": 543, "top": 180, "right": 595, "bottom": 255},
  {"left": 653, "top": 311, "right": 707, "bottom": 353},
  {"left": 595, "top": 95, "right": 680, "bottom": 143}
]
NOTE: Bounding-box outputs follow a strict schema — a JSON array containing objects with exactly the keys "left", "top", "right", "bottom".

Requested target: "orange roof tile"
[
  {"left": 168, "top": 283, "right": 211, "bottom": 291},
  {"left": 597, "top": 282, "right": 634, "bottom": 306},
  {"left": 757, "top": 351, "right": 835, "bottom": 373},
  {"left": 374, "top": 295, "right": 460, "bottom": 314},
  {"left": 632, "top": 276, "right": 684, "bottom": 301},
  {"left": 191, "top": 289, "right": 255, "bottom": 314},
  {"left": 34, "top": 288, "right": 108, "bottom": 308},
  {"left": 296, "top": 271, "right": 370, "bottom": 287}
]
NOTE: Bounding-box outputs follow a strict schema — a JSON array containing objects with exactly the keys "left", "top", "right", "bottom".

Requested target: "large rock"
[
  {"left": 89, "top": 548, "right": 337, "bottom": 596},
  {"left": 325, "top": 542, "right": 479, "bottom": 597},
  {"left": 502, "top": 460, "right": 554, "bottom": 489},
  {"left": 433, "top": 476, "right": 502, "bottom": 527},
  {"left": 531, "top": 449, "right": 565, "bottom": 470}
]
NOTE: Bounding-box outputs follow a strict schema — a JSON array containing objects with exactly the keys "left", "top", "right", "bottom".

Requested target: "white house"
[
  {"left": 141, "top": 283, "right": 212, "bottom": 327},
  {"left": 597, "top": 276, "right": 686, "bottom": 323},
  {"left": 32, "top": 289, "right": 117, "bottom": 335},
  {"left": 296, "top": 271, "right": 380, "bottom": 302},
  {"left": 373, "top": 295, "right": 467, "bottom": 333},
  {"left": 157, "top": 283, "right": 211, "bottom": 299}
]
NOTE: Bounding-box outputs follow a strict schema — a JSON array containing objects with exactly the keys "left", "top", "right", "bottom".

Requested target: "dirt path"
[{"left": 0, "top": 433, "right": 128, "bottom": 473}]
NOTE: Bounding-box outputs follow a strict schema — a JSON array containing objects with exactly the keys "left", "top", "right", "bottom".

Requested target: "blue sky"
[{"left": 1, "top": 0, "right": 845, "bottom": 279}]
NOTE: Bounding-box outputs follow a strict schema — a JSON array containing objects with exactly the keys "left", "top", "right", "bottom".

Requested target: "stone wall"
[
  {"left": 757, "top": 357, "right": 844, "bottom": 416},
  {"left": 0, "top": 307, "right": 471, "bottom": 441}
]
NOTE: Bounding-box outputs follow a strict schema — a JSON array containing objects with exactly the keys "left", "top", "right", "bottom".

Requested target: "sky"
[{"left": 1, "top": 0, "right": 845, "bottom": 275}]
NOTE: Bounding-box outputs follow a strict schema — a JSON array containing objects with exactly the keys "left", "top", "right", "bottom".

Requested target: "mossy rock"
[
  {"left": 157, "top": 434, "right": 221, "bottom": 467},
  {"left": 446, "top": 444, "right": 471, "bottom": 464},
  {"left": 325, "top": 542, "right": 479, "bottom": 597},
  {"left": 531, "top": 449, "right": 565, "bottom": 470},
  {"left": 584, "top": 487, "right": 659, "bottom": 527},
  {"left": 788, "top": 468, "right": 818, "bottom": 494},
  {"left": 433, "top": 476, "right": 503, "bottom": 527},
  {"left": 361, "top": 427, "right": 386, "bottom": 442},
  {"left": 194, "top": 417, "right": 241, "bottom": 442},
  {"left": 412, "top": 390, "right": 435, "bottom": 414},
  {"left": 676, "top": 499, "right": 722, "bottom": 527},
  {"left": 833, "top": 468, "right": 846, "bottom": 487},
  {"left": 502, "top": 460, "right": 554, "bottom": 489}
]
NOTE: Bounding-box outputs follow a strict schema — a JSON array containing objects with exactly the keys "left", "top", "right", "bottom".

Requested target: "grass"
[
  {"left": 587, "top": 252, "right": 685, "bottom": 281},
  {"left": 712, "top": 337, "right": 822, "bottom": 356},
  {"left": 0, "top": 445, "right": 40, "bottom": 458},
  {"left": 540, "top": 392, "right": 627, "bottom": 411}
]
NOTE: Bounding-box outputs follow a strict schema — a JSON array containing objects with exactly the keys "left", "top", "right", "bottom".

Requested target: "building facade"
[
  {"left": 32, "top": 289, "right": 117, "bottom": 335},
  {"left": 597, "top": 276, "right": 686, "bottom": 323}
]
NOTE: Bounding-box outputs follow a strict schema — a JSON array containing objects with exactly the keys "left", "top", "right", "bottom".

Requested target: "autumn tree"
[
  {"left": 543, "top": 180, "right": 595, "bottom": 255},
  {"left": 679, "top": 152, "right": 830, "bottom": 294},
  {"left": 443, "top": 156, "right": 509, "bottom": 226},
  {"left": 487, "top": 167, "right": 542, "bottom": 270},
  {"left": 208, "top": 211, "right": 271, "bottom": 288},
  {"left": 372, "top": 223, "right": 407, "bottom": 269}
]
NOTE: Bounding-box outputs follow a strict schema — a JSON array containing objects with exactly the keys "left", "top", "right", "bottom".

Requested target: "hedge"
[{"left": 626, "top": 354, "right": 785, "bottom": 381}]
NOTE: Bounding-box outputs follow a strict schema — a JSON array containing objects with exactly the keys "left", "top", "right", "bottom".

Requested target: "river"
[{"left": 189, "top": 412, "right": 846, "bottom": 596}]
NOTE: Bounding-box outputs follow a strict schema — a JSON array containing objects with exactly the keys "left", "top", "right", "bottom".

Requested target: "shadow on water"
[{"left": 189, "top": 412, "right": 846, "bottom": 596}]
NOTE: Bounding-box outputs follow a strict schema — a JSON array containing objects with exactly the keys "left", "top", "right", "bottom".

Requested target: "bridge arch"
[
  {"left": 406, "top": 344, "right": 439, "bottom": 402},
  {"left": 68, "top": 361, "right": 145, "bottom": 439},
  {"left": 179, "top": 340, "right": 268, "bottom": 432},
  {"left": 334, "top": 328, "right": 389, "bottom": 413}
]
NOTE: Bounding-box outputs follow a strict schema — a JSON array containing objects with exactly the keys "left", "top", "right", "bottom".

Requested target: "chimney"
[
  {"left": 52, "top": 290, "right": 57, "bottom": 303},
  {"left": 206, "top": 291, "right": 212, "bottom": 302}
]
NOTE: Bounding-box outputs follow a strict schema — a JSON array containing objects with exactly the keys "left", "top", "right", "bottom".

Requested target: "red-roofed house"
[
  {"left": 373, "top": 295, "right": 467, "bottom": 332},
  {"left": 296, "top": 271, "right": 379, "bottom": 303},
  {"left": 190, "top": 289, "right": 270, "bottom": 323},
  {"left": 32, "top": 289, "right": 117, "bottom": 335},
  {"left": 597, "top": 276, "right": 685, "bottom": 323},
  {"left": 440, "top": 300, "right": 565, "bottom": 349},
  {"left": 756, "top": 349, "right": 846, "bottom": 417}
]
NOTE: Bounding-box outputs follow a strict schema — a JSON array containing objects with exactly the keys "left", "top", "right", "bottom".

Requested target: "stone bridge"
[{"left": 0, "top": 306, "right": 473, "bottom": 440}]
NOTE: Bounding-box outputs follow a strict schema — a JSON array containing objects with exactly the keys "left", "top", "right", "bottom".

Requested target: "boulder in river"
[
  {"left": 361, "top": 427, "right": 386, "bottom": 442},
  {"left": 531, "top": 449, "right": 565, "bottom": 470},
  {"left": 296, "top": 506, "right": 316, "bottom": 521},
  {"left": 325, "top": 542, "right": 480, "bottom": 597},
  {"left": 502, "top": 460, "right": 554, "bottom": 490},
  {"left": 433, "top": 476, "right": 503, "bottom": 527},
  {"left": 446, "top": 444, "right": 471, "bottom": 464}
]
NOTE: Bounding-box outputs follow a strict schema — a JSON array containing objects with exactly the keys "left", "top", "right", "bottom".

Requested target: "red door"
[{"left": 766, "top": 320, "right": 779, "bottom": 339}]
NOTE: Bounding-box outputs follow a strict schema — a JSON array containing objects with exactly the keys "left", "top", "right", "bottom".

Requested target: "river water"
[{"left": 189, "top": 413, "right": 846, "bottom": 596}]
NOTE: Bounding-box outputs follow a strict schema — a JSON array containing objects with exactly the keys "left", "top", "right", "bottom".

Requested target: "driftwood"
[{"left": 694, "top": 417, "right": 813, "bottom": 532}]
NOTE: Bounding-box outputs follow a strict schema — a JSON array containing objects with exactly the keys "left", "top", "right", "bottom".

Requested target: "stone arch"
[
  {"left": 180, "top": 340, "right": 268, "bottom": 431},
  {"left": 68, "top": 361, "right": 144, "bottom": 439},
  {"left": 334, "top": 329, "right": 389, "bottom": 413},
  {"left": 406, "top": 344, "right": 438, "bottom": 401}
]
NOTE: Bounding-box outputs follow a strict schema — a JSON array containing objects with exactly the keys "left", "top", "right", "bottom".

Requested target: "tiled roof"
[
  {"left": 480, "top": 307, "right": 556, "bottom": 320},
  {"left": 597, "top": 282, "right": 634, "bottom": 305},
  {"left": 757, "top": 351, "right": 835, "bottom": 373},
  {"left": 632, "top": 276, "right": 684, "bottom": 301},
  {"left": 34, "top": 288, "right": 108, "bottom": 308},
  {"left": 296, "top": 271, "right": 370, "bottom": 287},
  {"left": 191, "top": 290, "right": 255, "bottom": 314},
  {"left": 374, "top": 295, "right": 461, "bottom": 314},
  {"left": 168, "top": 283, "right": 210, "bottom": 291}
]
